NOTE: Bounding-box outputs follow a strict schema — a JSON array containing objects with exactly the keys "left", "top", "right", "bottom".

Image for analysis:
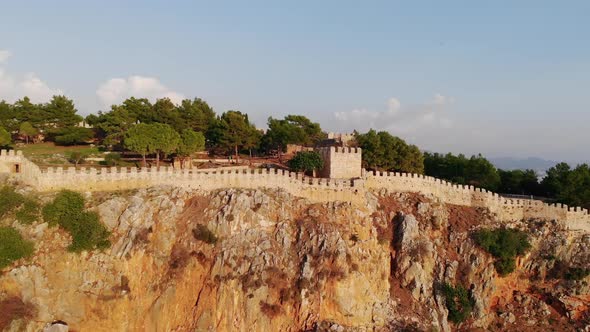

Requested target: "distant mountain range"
[{"left": 490, "top": 157, "right": 559, "bottom": 172}]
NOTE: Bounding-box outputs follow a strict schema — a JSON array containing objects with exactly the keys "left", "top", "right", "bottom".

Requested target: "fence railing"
[{"left": 498, "top": 193, "right": 556, "bottom": 202}]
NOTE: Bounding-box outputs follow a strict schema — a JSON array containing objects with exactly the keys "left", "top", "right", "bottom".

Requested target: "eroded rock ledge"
[{"left": 1, "top": 187, "right": 588, "bottom": 331}]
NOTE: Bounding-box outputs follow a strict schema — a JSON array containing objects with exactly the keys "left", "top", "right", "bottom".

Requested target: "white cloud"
[
  {"left": 432, "top": 93, "right": 454, "bottom": 105},
  {"left": 0, "top": 50, "right": 63, "bottom": 103},
  {"left": 387, "top": 97, "right": 401, "bottom": 113},
  {"left": 0, "top": 50, "right": 11, "bottom": 63},
  {"left": 334, "top": 94, "right": 454, "bottom": 135},
  {"left": 19, "top": 73, "right": 63, "bottom": 102},
  {"left": 96, "top": 75, "right": 185, "bottom": 107}
]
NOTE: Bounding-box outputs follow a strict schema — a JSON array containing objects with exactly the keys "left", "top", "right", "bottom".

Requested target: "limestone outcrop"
[{"left": 0, "top": 187, "right": 588, "bottom": 331}]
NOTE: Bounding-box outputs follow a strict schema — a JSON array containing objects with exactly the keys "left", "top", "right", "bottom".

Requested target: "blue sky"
[{"left": 1, "top": 1, "right": 589, "bottom": 162}]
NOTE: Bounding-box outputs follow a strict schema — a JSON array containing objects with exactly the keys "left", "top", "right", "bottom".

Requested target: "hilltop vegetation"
[
  {"left": 0, "top": 227, "right": 34, "bottom": 269},
  {"left": 0, "top": 185, "right": 110, "bottom": 268},
  {"left": 2, "top": 94, "right": 590, "bottom": 208},
  {"left": 43, "top": 190, "right": 110, "bottom": 252}
]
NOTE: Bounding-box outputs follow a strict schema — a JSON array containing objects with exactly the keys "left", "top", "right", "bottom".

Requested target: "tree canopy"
[
  {"left": 124, "top": 123, "right": 181, "bottom": 167},
  {"left": 542, "top": 163, "right": 590, "bottom": 209},
  {"left": 0, "top": 127, "right": 11, "bottom": 147},
  {"left": 43, "top": 95, "right": 83, "bottom": 129},
  {"left": 177, "top": 129, "right": 205, "bottom": 157},
  {"left": 288, "top": 151, "right": 324, "bottom": 175},
  {"left": 124, "top": 123, "right": 153, "bottom": 166},
  {"left": 3, "top": 94, "right": 590, "bottom": 212},
  {"left": 355, "top": 129, "right": 424, "bottom": 174},
  {"left": 149, "top": 123, "right": 181, "bottom": 166},
  {"left": 262, "top": 115, "right": 325, "bottom": 155},
  {"left": 498, "top": 169, "right": 541, "bottom": 196},
  {"left": 19, "top": 122, "right": 37, "bottom": 144},
  {"left": 50, "top": 127, "right": 94, "bottom": 146},
  {"left": 424, "top": 152, "right": 500, "bottom": 191},
  {"left": 206, "top": 111, "right": 259, "bottom": 162}
]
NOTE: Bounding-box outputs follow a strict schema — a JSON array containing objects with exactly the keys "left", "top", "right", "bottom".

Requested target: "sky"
[{"left": 0, "top": 0, "right": 589, "bottom": 162}]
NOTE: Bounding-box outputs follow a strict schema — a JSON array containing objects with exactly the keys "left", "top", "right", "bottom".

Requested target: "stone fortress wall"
[
  {"left": 317, "top": 147, "right": 362, "bottom": 179},
  {"left": 1, "top": 149, "right": 588, "bottom": 232}
]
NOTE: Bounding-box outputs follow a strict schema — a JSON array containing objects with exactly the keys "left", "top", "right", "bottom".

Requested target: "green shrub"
[
  {"left": 101, "top": 153, "right": 122, "bottom": 166},
  {"left": 68, "top": 151, "right": 88, "bottom": 166},
  {"left": 15, "top": 198, "right": 40, "bottom": 225},
  {"left": 441, "top": 282, "right": 473, "bottom": 324},
  {"left": 473, "top": 228, "right": 531, "bottom": 276},
  {"left": 192, "top": 224, "right": 218, "bottom": 244},
  {"left": 493, "top": 258, "right": 516, "bottom": 276},
  {"left": 565, "top": 267, "right": 590, "bottom": 281},
  {"left": 0, "top": 186, "right": 25, "bottom": 219},
  {"left": 42, "top": 190, "right": 85, "bottom": 227},
  {"left": 547, "top": 260, "right": 590, "bottom": 281},
  {"left": 50, "top": 127, "right": 94, "bottom": 146},
  {"left": 287, "top": 151, "right": 324, "bottom": 174},
  {"left": 65, "top": 211, "right": 111, "bottom": 252},
  {"left": 0, "top": 227, "right": 34, "bottom": 269},
  {"left": 43, "top": 190, "right": 110, "bottom": 252}
]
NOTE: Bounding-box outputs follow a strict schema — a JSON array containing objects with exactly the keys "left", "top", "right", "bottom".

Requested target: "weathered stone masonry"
[
  {"left": 0, "top": 149, "right": 588, "bottom": 232},
  {"left": 317, "top": 147, "right": 362, "bottom": 179}
]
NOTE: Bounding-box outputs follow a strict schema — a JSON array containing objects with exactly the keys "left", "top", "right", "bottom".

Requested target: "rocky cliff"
[{"left": 1, "top": 186, "right": 588, "bottom": 331}]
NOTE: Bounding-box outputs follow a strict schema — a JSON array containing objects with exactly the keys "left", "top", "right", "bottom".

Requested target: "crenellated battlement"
[
  {"left": 317, "top": 146, "right": 362, "bottom": 178},
  {"left": 0, "top": 150, "right": 588, "bottom": 232},
  {"left": 331, "top": 146, "right": 361, "bottom": 154},
  {"left": 19, "top": 161, "right": 366, "bottom": 204},
  {"left": 364, "top": 170, "right": 590, "bottom": 232}
]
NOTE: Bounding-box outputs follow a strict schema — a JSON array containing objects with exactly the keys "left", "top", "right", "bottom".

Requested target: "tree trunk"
[
  {"left": 25, "top": 136, "right": 29, "bottom": 144},
  {"left": 249, "top": 148, "right": 252, "bottom": 166},
  {"left": 142, "top": 154, "right": 147, "bottom": 167},
  {"left": 278, "top": 145, "right": 282, "bottom": 164},
  {"left": 234, "top": 145, "right": 239, "bottom": 163},
  {"left": 156, "top": 152, "right": 160, "bottom": 169}
]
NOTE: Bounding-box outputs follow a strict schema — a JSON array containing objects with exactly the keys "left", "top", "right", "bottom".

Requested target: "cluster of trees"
[
  {"left": 424, "top": 152, "right": 590, "bottom": 209},
  {"left": 542, "top": 163, "right": 590, "bottom": 209},
  {"left": 355, "top": 129, "right": 424, "bottom": 174},
  {"left": 87, "top": 97, "right": 327, "bottom": 163},
  {"left": 124, "top": 123, "right": 205, "bottom": 167},
  {"left": 261, "top": 115, "right": 325, "bottom": 161},
  {"left": 473, "top": 228, "right": 531, "bottom": 275},
  {"left": 0, "top": 95, "right": 329, "bottom": 164},
  {"left": 86, "top": 97, "right": 215, "bottom": 147},
  {"left": 287, "top": 151, "right": 324, "bottom": 176},
  {"left": 2, "top": 94, "right": 590, "bottom": 209},
  {"left": 424, "top": 152, "right": 501, "bottom": 191},
  {"left": 0, "top": 96, "right": 92, "bottom": 146}
]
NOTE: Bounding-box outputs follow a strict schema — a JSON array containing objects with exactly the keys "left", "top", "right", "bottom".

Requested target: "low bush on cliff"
[
  {"left": 473, "top": 228, "right": 531, "bottom": 276},
  {"left": 440, "top": 282, "right": 473, "bottom": 324},
  {"left": 192, "top": 224, "right": 218, "bottom": 244},
  {"left": 43, "top": 190, "right": 111, "bottom": 252},
  {"left": 548, "top": 260, "right": 590, "bottom": 281},
  {"left": 259, "top": 301, "right": 282, "bottom": 318},
  {"left": 42, "top": 190, "right": 85, "bottom": 226},
  {"left": 0, "top": 227, "right": 34, "bottom": 269},
  {"left": 0, "top": 187, "right": 41, "bottom": 224},
  {"left": 0, "top": 186, "right": 25, "bottom": 219},
  {"left": 565, "top": 267, "right": 590, "bottom": 281},
  {"left": 15, "top": 198, "right": 41, "bottom": 225}
]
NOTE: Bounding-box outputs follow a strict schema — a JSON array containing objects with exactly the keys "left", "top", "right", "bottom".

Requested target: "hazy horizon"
[{"left": 1, "top": 1, "right": 589, "bottom": 163}]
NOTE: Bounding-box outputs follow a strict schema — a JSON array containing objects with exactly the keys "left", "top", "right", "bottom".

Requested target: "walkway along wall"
[
  {"left": 1, "top": 150, "right": 588, "bottom": 232},
  {"left": 364, "top": 171, "right": 590, "bottom": 232}
]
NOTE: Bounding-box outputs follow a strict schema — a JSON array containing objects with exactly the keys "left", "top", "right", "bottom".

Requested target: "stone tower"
[{"left": 316, "top": 146, "right": 362, "bottom": 179}]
